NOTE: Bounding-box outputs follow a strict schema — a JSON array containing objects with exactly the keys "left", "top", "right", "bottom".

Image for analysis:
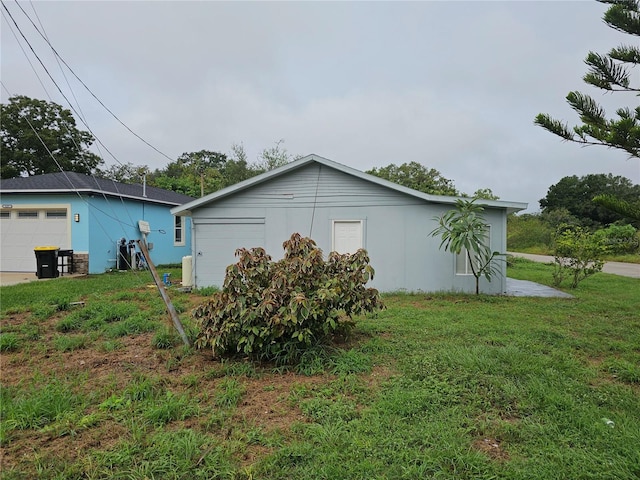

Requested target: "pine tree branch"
[{"left": 583, "top": 52, "right": 638, "bottom": 91}]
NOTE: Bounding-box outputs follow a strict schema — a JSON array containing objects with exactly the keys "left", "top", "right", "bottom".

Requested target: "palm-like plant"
[{"left": 430, "top": 199, "right": 504, "bottom": 294}]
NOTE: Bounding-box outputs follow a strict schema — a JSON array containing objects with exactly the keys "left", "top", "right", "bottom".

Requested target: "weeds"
[
  {"left": 214, "top": 378, "right": 245, "bottom": 408},
  {"left": 0, "top": 332, "right": 20, "bottom": 352},
  {"left": 1, "top": 265, "right": 639, "bottom": 478}
]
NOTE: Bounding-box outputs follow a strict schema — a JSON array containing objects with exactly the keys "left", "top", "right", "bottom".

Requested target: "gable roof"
[
  {"left": 171, "top": 154, "right": 528, "bottom": 215},
  {"left": 0, "top": 172, "right": 194, "bottom": 206}
]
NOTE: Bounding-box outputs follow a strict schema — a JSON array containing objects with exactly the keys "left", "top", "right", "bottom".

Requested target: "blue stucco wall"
[{"left": 0, "top": 193, "right": 191, "bottom": 274}]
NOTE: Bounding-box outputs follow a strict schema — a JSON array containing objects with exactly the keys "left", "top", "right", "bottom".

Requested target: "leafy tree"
[
  {"left": 540, "top": 173, "right": 640, "bottom": 227},
  {"left": 254, "top": 139, "right": 300, "bottom": 171},
  {"left": 150, "top": 150, "right": 228, "bottom": 197},
  {"left": 535, "top": 0, "right": 640, "bottom": 158},
  {"left": 366, "top": 162, "right": 459, "bottom": 196},
  {"left": 0, "top": 95, "right": 103, "bottom": 178},
  {"left": 540, "top": 207, "right": 581, "bottom": 229},
  {"left": 148, "top": 147, "right": 263, "bottom": 197},
  {"left": 100, "top": 162, "right": 149, "bottom": 183},
  {"left": 430, "top": 199, "right": 504, "bottom": 294},
  {"left": 471, "top": 188, "right": 499, "bottom": 200},
  {"left": 193, "top": 233, "right": 382, "bottom": 363},
  {"left": 552, "top": 226, "right": 608, "bottom": 288},
  {"left": 222, "top": 143, "right": 264, "bottom": 186}
]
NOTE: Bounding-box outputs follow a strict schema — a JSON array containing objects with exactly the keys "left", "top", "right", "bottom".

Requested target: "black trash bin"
[
  {"left": 34, "top": 246, "right": 60, "bottom": 279},
  {"left": 117, "top": 238, "right": 130, "bottom": 270}
]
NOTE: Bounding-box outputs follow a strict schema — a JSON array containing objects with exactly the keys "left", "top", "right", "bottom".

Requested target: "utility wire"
[
  {"left": 1, "top": 2, "right": 138, "bottom": 240},
  {"left": 22, "top": 0, "right": 131, "bottom": 231},
  {"left": 2, "top": 0, "right": 124, "bottom": 167},
  {"left": 1, "top": 9, "right": 52, "bottom": 99},
  {"left": 2, "top": 80, "right": 154, "bottom": 274},
  {"left": 11, "top": 0, "right": 175, "bottom": 163},
  {"left": 28, "top": 1, "right": 91, "bottom": 137},
  {"left": 1, "top": 5, "right": 170, "bottom": 275}
]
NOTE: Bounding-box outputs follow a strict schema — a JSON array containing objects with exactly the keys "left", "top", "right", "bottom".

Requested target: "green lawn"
[{"left": 1, "top": 261, "right": 639, "bottom": 479}]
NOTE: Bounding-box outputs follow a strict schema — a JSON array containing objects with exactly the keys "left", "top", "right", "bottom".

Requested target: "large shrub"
[
  {"left": 552, "top": 226, "right": 608, "bottom": 288},
  {"left": 593, "top": 224, "right": 639, "bottom": 255},
  {"left": 193, "top": 233, "right": 383, "bottom": 363}
]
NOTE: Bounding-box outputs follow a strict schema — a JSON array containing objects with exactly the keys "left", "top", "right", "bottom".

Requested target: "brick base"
[{"left": 73, "top": 253, "right": 89, "bottom": 275}]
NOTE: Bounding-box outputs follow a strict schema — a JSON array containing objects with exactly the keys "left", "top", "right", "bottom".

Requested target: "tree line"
[{"left": 1, "top": 95, "right": 501, "bottom": 200}]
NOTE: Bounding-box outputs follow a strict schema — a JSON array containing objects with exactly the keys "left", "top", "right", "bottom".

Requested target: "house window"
[
  {"left": 332, "top": 220, "right": 363, "bottom": 254},
  {"left": 17, "top": 210, "right": 38, "bottom": 219},
  {"left": 455, "top": 226, "right": 490, "bottom": 275},
  {"left": 174, "top": 216, "right": 185, "bottom": 246},
  {"left": 46, "top": 210, "right": 67, "bottom": 219},
  {"left": 0, "top": 211, "right": 10, "bottom": 219}
]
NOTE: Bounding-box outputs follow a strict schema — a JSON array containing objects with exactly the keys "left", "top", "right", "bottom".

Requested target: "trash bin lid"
[{"left": 34, "top": 246, "right": 59, "bottom": 251}]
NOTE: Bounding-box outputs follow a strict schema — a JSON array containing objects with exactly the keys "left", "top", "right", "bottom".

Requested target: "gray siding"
[{"left": 191, "top": 163, "right": 508, "bottom": 293}]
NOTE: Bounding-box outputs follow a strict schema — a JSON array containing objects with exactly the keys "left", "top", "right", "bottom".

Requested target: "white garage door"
[
  {"left": 193, "top": 218, "right": 265, "bottom": 288},
  {"left": 0, "top": 207, "right": 70, "bottom": 272}
]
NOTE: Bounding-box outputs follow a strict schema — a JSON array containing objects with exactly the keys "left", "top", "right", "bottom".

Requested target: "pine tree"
[{"left": 535, "top": 0, "right": 639, "bottom": 159}]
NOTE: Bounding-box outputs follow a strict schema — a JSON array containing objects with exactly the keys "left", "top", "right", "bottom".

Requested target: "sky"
[{"left": 2, "top": 0, "right": 638, "bottom": 213}]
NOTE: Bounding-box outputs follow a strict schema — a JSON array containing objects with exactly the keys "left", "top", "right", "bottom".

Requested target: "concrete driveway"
[
  {"left": 0, "top": 272, "right": 85, "bottom": 286},
  {"left": 508, "top": 252, "right": 640, "bottom": 279}
]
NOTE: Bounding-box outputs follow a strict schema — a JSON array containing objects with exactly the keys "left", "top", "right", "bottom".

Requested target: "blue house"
[
  {"left": 172, "top": 155, "right": 527, "bottom": 294},
  {"left": 0, "top": 172, "right": 194, "bottom": 274}
]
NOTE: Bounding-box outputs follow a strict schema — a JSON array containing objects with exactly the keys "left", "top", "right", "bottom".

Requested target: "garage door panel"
[
  {"left": 1, "top": 210, "right": 69, "bottom": 272},
  {"left": 195, "top": 222, "right": 265, "bottom": 288}
]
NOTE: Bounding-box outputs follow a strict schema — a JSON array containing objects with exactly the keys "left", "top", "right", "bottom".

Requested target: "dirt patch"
[
  {"left": 473, "top": 437, "right": 510, "bottom": 461},
  {"left": 0, "top": 286, "right": 394, "bottom": 476},
  {"left": 235, "top": 373, "right": 316, "bottom": 430}
]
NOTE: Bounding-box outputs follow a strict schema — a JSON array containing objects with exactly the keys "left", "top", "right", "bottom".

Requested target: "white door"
[
  {"left": 332, "top": 220, "right": 363, "bottom": 254},
  {"left": 193, "top": 218, "right": 265, "bottom": 288},
  {"left": 0, "top": 207, "right": 70, "bottom": 272}
]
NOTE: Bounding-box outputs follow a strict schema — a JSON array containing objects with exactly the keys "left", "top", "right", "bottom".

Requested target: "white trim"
[{"left": 174, "top": 215, "right": 185, "bottom": 246}]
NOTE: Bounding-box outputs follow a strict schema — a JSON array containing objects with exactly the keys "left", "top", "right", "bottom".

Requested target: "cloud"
[{"left": 2, "top": 0, "right": 638, "bottom": 214}]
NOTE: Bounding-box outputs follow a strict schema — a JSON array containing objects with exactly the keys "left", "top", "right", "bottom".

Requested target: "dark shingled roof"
[{"left": 0, "top": 172, "right": 194, "bottom": 206}]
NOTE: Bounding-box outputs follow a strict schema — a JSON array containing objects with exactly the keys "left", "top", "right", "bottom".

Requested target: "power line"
[
  {"left": 2, "top": 80, "right": 159, "bottom": 275},
  {"left": 11, "top": 0, "right": 176, "bottom": 164},
  {"left": 1, "top": 0, "right": 125, "bottom": 167},
  {"left": 1, "top": 9, "right": 52, "bottom": 99},
  {"left": 1, "top": 2, "right": 138, "bottom": 234}
]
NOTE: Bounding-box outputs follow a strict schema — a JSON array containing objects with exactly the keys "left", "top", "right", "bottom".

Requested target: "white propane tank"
[{"left": 182, "top": 255, "right": 193, "bottom": 287}]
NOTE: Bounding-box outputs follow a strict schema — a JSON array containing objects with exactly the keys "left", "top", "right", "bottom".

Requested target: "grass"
[{"left": 1, "top": 263, "right": 639, "bottom": 478}]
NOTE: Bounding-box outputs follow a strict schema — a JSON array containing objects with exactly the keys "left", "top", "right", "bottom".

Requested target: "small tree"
[
  {"left": 430, "top": 199, "right": 504, "bottom": 294},
  {"left": 193, "top": 233, "right": 383, "bottom": 363},
  {"left": 552, "top": 226, "right": 609, "bottom": 288}
]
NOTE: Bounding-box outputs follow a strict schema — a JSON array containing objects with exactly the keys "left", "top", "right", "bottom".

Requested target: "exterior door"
[{"left": 332, "top": 220, "right": 363, "bottom": 254}]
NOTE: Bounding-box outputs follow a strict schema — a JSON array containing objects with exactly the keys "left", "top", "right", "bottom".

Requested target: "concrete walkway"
[
  {"left": 508, "top": 252, "right": 640, "bottom": 279},
  {"left": 505, "top": 278, "right": 574, "bottom": 298}
]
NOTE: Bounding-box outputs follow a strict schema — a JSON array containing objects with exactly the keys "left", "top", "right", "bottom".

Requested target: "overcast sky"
[{"left": 2, "top": 0, "right": 638, "bottom": 213}]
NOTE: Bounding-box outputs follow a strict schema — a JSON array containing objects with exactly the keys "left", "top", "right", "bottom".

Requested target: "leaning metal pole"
[{"left": 136, "top": 239, "right": 191, "bottom": 347}]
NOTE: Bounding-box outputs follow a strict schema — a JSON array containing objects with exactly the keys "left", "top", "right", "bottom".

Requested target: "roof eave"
[
  {"left": 0, "top": 188, "right": 185, "bottom": 207},
  {"left": 169, "top": 154, "right": 529, "bottom": 214}
]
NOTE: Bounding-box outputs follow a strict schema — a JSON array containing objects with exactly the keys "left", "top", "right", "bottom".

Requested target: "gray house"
[{"left": 171, "top": 155, "right": 527, "bottom": 294}]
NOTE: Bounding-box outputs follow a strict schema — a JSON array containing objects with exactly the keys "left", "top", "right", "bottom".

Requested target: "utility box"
[{"left": 34, "top": 246, "right": 60, "bottom": 279}]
